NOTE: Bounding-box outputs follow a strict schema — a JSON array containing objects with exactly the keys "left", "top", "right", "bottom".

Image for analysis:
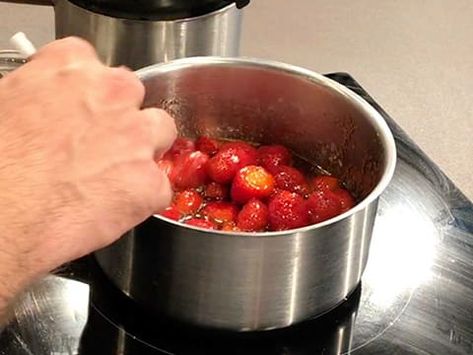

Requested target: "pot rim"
[{"left": 137, "top": 56, "right": 397, "bottom": 238}]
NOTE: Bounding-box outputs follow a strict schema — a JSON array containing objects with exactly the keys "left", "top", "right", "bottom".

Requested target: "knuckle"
[
  {"left": 143, "top": 108, "right": 177, "bottom": 141},
  {"left": 35, "top": 37, "right": 98, "bottom": 64},
  {"left": 106, "top": 67, "right": 144, "bottom": 101},
  {"left": 60, "top": 36, "right": 96, "bottom": 54}
]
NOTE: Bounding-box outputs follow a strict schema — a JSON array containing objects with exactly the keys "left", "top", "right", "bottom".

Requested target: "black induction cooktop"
[{"left": 0, "top": 73, "right": 472, "bottom": 355}]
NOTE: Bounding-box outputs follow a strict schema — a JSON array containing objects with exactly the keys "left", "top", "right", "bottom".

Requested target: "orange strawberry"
[
  {"left": 231, "top": 165, "right": 275, "bottom": 204},
  {"left": 173, "top": 189, "right": 203, "bottom": 215},
  {"left": 201, "top": 201, "right": 239, "bottom": 224}
]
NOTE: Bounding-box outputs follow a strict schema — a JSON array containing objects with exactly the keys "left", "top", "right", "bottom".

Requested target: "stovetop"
[{"left": 0, "top": 73, "right": 472, "bottom": 355}]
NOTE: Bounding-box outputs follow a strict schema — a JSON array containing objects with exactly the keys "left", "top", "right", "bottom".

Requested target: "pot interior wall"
[{"left": 142, "top": 64, "right": 385, "bottom": 199}]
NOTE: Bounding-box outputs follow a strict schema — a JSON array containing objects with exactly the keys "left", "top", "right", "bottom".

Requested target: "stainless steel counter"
[{"left": 0, "top": 0, "right": 471, "bottom": 198}]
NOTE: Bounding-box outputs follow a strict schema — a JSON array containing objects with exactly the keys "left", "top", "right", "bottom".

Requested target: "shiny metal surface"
[
  {"left": 95, "top": 58, "right": 396, "bottom": 331},
  {"left": 0, "top": 276, "right": 89, "bottom": 354},
  {"left": 0, "top": 73, "right": 472, "bottom": 354},
  {"left": 0, "top": 50, "right": 25, "bottom": 78},
  {"left": 54, "top": 0, "right": 242, "bottom": 70}
]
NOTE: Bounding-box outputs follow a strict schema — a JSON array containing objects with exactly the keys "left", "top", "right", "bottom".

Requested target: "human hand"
[{"left": 0, "top": 37, "right": 176, "bottom": 302}]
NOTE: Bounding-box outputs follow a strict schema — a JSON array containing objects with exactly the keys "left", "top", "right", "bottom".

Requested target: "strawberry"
[
  {"left": 201, "top": 201, "right": 239, "bottom": 224},
  {"left": 257, "top": 145, "right": 292, "bottom": 173},
  {"left": 312, "top": 175, "right": 340, "bottom": 192},
  {"left": 195, "top": 136, "right": 220, "bottom": 156},
  {"left": 221, "top": 221, "right": 241, "bottom": 232},
  {"left": 160, "top": 206, "right": 181, "bottom": 221},
  {"left": 273, "top": 166, "right": 309, "bottom": 195},
  {"left": 163, "top": 137, "right": 195, "bottom": 161},
  {"left": 231, "top": 165, "right": 275, "bottom": 204},
  {"left": 220, "top": 141, "right": 257, "bottom": 155},
  {"left": 333, "top": 188, "right": 355, "bottom": 212},
  {"left": 306, "top": 190, "right": 343, "bottom": 224},
  {"left": 185, "top": 218, "right": 217, "bottom": 230},
  {"left": 237, "top": 198, "right": 269, "bottom": 232},
  {"left": 203, "top": 182, "right": 228, "bottom": 201},
  {"left": 206, "top": 144, "right": 258, "bottom": 184},
  {"left": 169, "top": 151, "right": 209, "bottom": 190},
  {"left": 173, "top": 189, "right": 203, "bottom": 215},
  {"left": 268, "top": 190, "right": 309, "bottom": 231},
  {"left": 155, "top": 159, "right": 174, "bottom": 178}
]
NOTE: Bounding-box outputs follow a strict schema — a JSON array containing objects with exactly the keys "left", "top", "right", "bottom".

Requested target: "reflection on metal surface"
[
  {"left": 0, "top": 50, "right": 26, "bottom": 78},
  {"left": 364, "top": 163, "right": 440, "bottom": 307},
  {"left": 54, "top": 0, "right": 242, "bottom": 70},
  {"left": 0, "top": 73, "right": 472, "bottom": 354},
  {"left": 0, "top": 276, "right": 89, "bottom": 354}
]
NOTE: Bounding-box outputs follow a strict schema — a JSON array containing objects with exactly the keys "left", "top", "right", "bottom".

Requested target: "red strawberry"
[
  {"left": 312, "top": 175, "right": 340, "bottom": 191},
  {"left": 195, "top": 136, "right": 220, "bottom": 156},
  {"left": 155, "top": 159, "right": 174, "bottom": 178},
  {"left": 160, "top": 206, "right": 181, "bottom": 221},
  {"left": 231, "top": 165, "right": 275, "bottom": 204},
  {"left": 201, "top": 201, "right": 239, "bottom": 224},
  {"left": 333, "top": 188, "right": 355, "bottom": 212},
  {"left": 206, "top": 144, "right": 258, "bottom": 184},
  {"left": 169, "top": 151, "right": 209, "bottom": 189},
  {"left": 221, "top": 221, "right": 241, "bottom": 232},
  {"left": 173, "top": 189, "right": 203, "bottom": 215},
  {"left": 163, "top": 137, "right": 195, "bottom": 161},
  {"left": 237, "top": 198, "right": 269, "bottom": 232},
  {"left": 306, "top": 190, "right": 343, "bottom": 224},
  {"left": 203, "top": 182, "right": 228, "bottom": 201},
  {"left": 268, "top": 190, "right": 309, "bottom": 231},
  {"left": 257, "top": 145, "right": 292, "bottom": 173},
  {"left": 185, "top": 218, "right": 217, "bottom": 230},
  {"left": 273, "top": 166, "right": 309, "bottom": 195},
  {"left": 220, "top": 141, "right": 257, "bottom": 155}
]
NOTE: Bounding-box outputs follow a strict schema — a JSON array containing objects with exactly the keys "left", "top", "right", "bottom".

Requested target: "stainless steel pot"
[
  {"left": 95, "top": 57, "right": 397, "bottom": 331},
  {"left": 54, "top": 0, "right": 242, "bottom": 69},
  {"left": 0, "top": 0, "right": 244, "bottom": 70}
]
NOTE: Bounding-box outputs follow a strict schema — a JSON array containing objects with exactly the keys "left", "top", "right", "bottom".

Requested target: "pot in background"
[
  {"left": 54, "top": 0, "right": 243, "bottom": 70},
  {"left": 0, "top": 0, "right": 247, "bottom": 70},
  {"left": 0, "top": 50, "right": 26, "bottom": 78},
  {"left": 95, "top": 57, "right": 396, "bottom": 331}
]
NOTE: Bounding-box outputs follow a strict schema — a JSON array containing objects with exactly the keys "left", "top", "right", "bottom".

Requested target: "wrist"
[{"left": 0, "top": 228, "right": 41, "bottom": 320}]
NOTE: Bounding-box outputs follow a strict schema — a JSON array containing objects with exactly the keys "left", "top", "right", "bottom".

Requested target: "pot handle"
[{"left": 0, "top": 0, "right": 53, "bottom": 5}]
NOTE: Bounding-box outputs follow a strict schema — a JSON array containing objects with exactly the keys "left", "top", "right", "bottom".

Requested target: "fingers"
[
  {"left": 102, "top": 67, "right": 145, "bottom": 108},
  {"left": 148, "top": 167, "right": 173, "bottom": 214},
  {"left": 140, "top": 107, "right": 177, "bottom": 159}
]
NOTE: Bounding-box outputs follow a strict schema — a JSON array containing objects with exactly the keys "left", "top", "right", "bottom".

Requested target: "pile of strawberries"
[{"left": 156, "top": 136, "right": 355, "bottom": 232}]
